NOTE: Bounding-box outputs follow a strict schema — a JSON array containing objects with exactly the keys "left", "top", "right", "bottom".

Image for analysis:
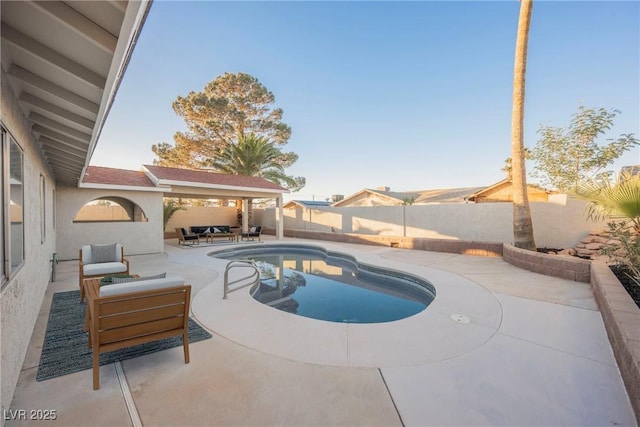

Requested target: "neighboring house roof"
[
  {"left": 413, "top": 187, "right": 484, "bottom": 204},
  {"left": 80, "top": 164, "right": 289, "bottom": 199},
  {"left": 466, "top": 178, "right": 552, "bottom": 201},
  {"left": 284, "top": 200, "right": 332, "bottom": 209},
  {"left": 1, "top": 1, "right": 152, "bottom": 186},
  {"left": 333, "top": 187, "right": 483, "bottom": 207}
]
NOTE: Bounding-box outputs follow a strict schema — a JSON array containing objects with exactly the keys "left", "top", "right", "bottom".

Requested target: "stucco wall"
[
  {"left": 55, "top": 186, "right": 164, "bottom": 260},
  {"left": 258, "top": 195, "right": 606, "bottom": 249},
  {"left": 165, "top": 206, "right": 238, "bottom": 232},
  {"left": 1, "top": 71, "right": 57, "bottom": 417}
]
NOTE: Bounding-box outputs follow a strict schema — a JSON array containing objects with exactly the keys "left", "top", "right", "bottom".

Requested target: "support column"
[
  {"left": 276, "top": 195, "right": 284, "bottom": 240},
  {"left": 242, "top": 199, "right": 249, "bottom": 233}
]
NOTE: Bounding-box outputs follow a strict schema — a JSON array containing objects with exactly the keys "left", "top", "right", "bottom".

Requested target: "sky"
[{"left": 92, "top": 0, "right": 640, "bottom": 202}]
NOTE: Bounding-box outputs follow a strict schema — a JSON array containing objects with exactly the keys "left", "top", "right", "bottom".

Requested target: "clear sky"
[{"left": 92, "top": 0, "right": 640, "bottom": 202}]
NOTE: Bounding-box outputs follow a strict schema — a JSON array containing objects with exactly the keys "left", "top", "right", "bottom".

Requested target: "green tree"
[
  {"left": 152, "top": 72, "right": 292, "bottom": 168},
  {"left": 574, "top": 173, "right": 640, "bottom": 285},
  {"left": 210, "top": 133, "right": 305, "bottom": 192},
  {"left": 511, "top": 0, "right": 537, "bottom": 251},
  {"left": 163, "top": 199, "right": 184, "bottom": 231},
  {"left": 532, "top": 106, "right": 639, "bottom": 192},
  {"left": 402, "top": 196, "right": 416, "bottom": 206},
  {"left": 575, "top": 173, "right": 640, "bottom": 232},
  {"left": 502, "top": 148, "right": 532, "bottom": 178}
]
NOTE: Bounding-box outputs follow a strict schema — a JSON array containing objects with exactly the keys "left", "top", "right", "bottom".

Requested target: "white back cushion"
[
  {"left": 100, "top": 276, "right": 185, "bottom": 297},
  {"left": 82, "top": 243, "right": 122, "bottom": 265}
]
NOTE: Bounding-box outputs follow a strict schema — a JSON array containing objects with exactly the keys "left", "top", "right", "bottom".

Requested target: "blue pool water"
[{"left": 212, "top": 244, "right": 436, "bottom": 324}]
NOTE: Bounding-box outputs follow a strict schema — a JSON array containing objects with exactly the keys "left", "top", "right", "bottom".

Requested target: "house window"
[
  {"left": 40, "top": 174, "right": 46, "bottom": 243},
  {"left": 1, "top": 125, "right": 24, "bottom": 287},
  {"left": 0, "top": 129, "right": 4, "bottom": 284},
  {"left": 52, "top": 188, "right": 56, "bottom": 230}
]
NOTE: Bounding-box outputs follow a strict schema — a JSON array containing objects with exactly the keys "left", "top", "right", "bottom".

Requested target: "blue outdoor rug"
[{"left": 36, "top": 290, "right": 212, "bottom": 381}]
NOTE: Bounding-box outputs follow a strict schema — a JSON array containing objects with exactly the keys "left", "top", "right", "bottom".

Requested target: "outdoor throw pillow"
[
  {"left": 213, "top": 227, "right": 222, "bottom": 233},
  {"left": 91, "top": 243, "right": 118, "bottom": 263},
  {"left": 204, "top": 228, "right": 211, "bottom": 234},
  {"left": 249, "top": 226, "right": 256, "bottom": 233},
  {"left": 111, "top": 272, "right": 166, "bottom": 284}
]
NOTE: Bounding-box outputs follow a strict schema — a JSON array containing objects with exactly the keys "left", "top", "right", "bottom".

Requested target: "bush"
[{"left": 601, "top": 221, "right": 640, "bottom": 287}]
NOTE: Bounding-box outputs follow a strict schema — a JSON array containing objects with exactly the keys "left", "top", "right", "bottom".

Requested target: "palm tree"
[
  {"left": 210, "top": 133, "right": 305, "bottom": 226},
  {"left": 575, "top": 173, "right": 640, "bottom": 231},
  {"left": 209, "top": 133, "right": 305, "bottom": 191},
  {"left": 575, "top": 173, "right": 640, "bottom": 285},
  {"left": 163, "top": 199, "right": 184, "bottom": 231},
  {"left": 511, "top": 0, "right": 537, "bottom": 251}
]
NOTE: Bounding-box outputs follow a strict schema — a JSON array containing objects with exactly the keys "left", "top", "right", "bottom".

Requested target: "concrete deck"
[{"left": 7, "top": 237, "right": 637, "bottom": 426}]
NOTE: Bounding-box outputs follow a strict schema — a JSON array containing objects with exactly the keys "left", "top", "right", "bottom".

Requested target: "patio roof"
[{"left": 80, "top": 165, "right": 289, "bottom": 199}]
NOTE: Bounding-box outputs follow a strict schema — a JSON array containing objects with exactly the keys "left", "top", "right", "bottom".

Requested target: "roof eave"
[
  {"left": 156, "top": 179, "right": 288, "bottom": 194},
  {"left": 80, "top": 0, "right": 154, "bottom": 186},
  {"left": 78, "top": 182, "right": 165, "bottom": 192}
]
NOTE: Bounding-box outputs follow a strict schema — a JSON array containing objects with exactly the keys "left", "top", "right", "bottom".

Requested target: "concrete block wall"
[
  {"left": 502, "top": 244, "right": 591, "bottom": 282},
  {"left": 266, "top": 229, "right": 504, "bottom": 257},
  {"left": 259, "top": 197, "right": 607, "bottom": 249},
  {"left": 590, "top": 261, "right": 640, "bottom": 423}
]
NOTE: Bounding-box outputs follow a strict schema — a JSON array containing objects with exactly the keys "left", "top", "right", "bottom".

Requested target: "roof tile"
[
  {"left": 143, "top": 165, "right": 287, "bottom": 191},
  {"left": 83, "top": 166, "right": 155, "bottom": 187}
]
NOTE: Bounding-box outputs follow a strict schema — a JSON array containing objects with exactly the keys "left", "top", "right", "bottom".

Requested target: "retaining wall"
[
  {"left": 590, "top": 262, "right": 640, "bottom": 423},
  {"left": 502, "top": 243, "right": 591, "bottom": 282}
]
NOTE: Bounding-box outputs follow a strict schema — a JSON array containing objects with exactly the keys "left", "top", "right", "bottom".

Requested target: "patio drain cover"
[{"left": 450, "top": 314, "right": 470, "bottom": 324}]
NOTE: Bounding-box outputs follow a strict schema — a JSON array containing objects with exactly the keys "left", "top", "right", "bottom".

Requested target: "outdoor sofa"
[{"left": 190, "top": 225, "right": 236, "bottom": 241}]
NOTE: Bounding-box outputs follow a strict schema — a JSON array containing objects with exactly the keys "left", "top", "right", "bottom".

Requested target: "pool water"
[{"left": 213, "top": 245, "right": 435, "bottom": 324}]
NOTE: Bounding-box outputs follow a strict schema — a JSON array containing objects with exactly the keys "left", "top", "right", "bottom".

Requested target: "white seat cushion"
[
  {"left": 83, "top": 262, "right": 128, "bottom": 276},
  {"left": 100, "top": 277, "right": 186, "bottom": 297}
]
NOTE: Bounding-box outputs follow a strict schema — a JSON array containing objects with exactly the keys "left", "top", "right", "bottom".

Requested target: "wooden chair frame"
[
  {"left": 85, "top": 279, "right": 191, "bottom": 390},
  {"left": 175, "top": 227, "right": 201, "bottom": 246}
]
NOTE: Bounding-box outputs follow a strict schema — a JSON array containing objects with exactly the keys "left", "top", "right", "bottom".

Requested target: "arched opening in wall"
[{"left": 73, "top": 197, "right": 148, "bottom": 223}]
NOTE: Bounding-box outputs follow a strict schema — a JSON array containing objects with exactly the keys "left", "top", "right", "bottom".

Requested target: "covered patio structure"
[
  {"left": 142, "top": 164, "right": 288, "bottom": 239},
  {"left": 54, "top": 164, "right": 289, "bottom": 260}
]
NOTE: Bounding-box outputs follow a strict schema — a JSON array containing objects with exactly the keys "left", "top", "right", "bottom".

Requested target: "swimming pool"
[{"left": 212, "top": 244, "right": 436, "bottom": 323}]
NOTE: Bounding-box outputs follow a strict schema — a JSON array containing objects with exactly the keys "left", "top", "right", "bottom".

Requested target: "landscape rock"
[{"left": 558, "top": 248, "right": 577, "bottom": 256}]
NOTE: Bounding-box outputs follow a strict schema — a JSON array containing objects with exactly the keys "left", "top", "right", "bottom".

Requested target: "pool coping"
[{"left": 192, "top": 241, "right": 504, "bottom": 368}]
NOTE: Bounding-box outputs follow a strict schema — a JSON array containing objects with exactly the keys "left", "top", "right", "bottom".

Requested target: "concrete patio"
[{"left": 7, "top": 237, "right": 637, "bottom": 426}]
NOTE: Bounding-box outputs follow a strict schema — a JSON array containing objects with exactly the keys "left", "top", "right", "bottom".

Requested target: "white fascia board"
[
  {"left": 85, "top": 0, "right": 152, "bottom": 166},
  {"left": 78, "top": 182, "right": 167, "bottom": 192},
  {"left": 141, "top": 165, "right": 161, "bottom": 186},
  {"left": 158, "top": 179, "right": 289, "bottom": 195}
]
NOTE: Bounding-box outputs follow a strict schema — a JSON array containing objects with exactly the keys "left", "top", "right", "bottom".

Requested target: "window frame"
[
  {"left": 1, "top": 124, "right": 25, "bottom": 289},
  {"left": 40, "top": 174, "right": 46, "bottom": 243}
]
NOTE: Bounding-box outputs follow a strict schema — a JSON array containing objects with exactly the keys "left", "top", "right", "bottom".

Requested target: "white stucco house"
[
  {"left": 1, "top": 0, "right": 154, "bottom": 413},
  {"left": 0, "top": 0, "right": 288, "bottom": 414}
]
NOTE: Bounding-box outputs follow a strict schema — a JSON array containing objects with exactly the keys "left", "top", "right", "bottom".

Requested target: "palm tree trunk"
[{"left": 511, "top": 0, "right": 537, "bottom": 251}]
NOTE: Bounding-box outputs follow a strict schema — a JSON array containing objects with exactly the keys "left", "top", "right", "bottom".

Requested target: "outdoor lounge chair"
[
  {"left": 84, "top": 275, "right": 191, "bottom": 390},
  {"left": 176, "top": 227, "right": 200, "bottom": 246},
  {"left": 79, "top": 243, "right": 129, "bottom": 302},
  {"left": 240, "top": 226, "right": 262, "bottom": 241}
]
